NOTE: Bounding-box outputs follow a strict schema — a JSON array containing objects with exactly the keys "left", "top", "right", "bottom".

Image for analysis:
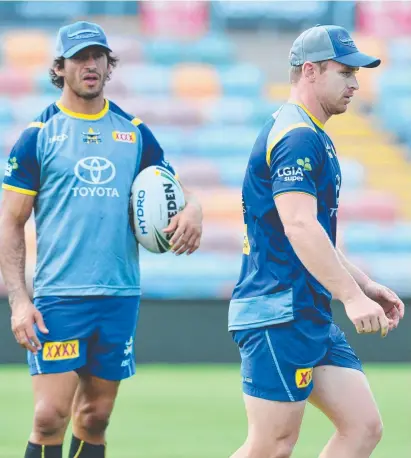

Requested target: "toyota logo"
[{"left": 74, "top": 157, "right": 116, "bottom": 185}]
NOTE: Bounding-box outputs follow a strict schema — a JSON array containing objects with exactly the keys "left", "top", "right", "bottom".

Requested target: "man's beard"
[
  {"left": 81, "top": 89, "right": 103, "bottom": 100},
  {"left": 70, "top": 74, "right": 107, "bottom": 100}
]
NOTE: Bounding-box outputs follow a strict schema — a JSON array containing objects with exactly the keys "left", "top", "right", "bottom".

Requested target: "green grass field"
[{"left": 0, "top": 364, "right": 409, "bottom": 458}]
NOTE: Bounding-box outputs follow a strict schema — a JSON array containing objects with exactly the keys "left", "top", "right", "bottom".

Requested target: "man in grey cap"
[
  {"left": 229, "top": 25, "right": 404, "bottom": 458},
  {"left": 0, "top": 20, "right": 202, "bottom": 458}
]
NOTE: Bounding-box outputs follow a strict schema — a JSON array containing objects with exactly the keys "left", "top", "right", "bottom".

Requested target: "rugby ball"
[{"left": 130, "top": 165, "right": 185, "bottom": 253}]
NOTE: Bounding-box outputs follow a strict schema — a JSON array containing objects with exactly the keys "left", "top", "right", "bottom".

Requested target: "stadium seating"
[
  {"left": 0, "top": 27, "right": 410, "bottom": 298},
  {"left": 2, "top": 30, "right": 52, "bottom": 71}
]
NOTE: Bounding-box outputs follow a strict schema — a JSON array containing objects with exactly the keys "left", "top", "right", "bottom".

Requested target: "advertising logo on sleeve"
[
  {"left": 49, "top": 133, "right": 68, "bottom": 144},
  {"left": 72, "top": 156, "right": 119, "bottom": 198},
  {"left": 4, "top": 157, "right": 18, "bottom": 177},
  {"left": 277, "top": 158, "right": 312, "bottom": 182}
]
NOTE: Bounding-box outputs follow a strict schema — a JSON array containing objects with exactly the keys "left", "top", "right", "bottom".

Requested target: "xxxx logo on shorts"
[
  {"left": 112, "top": 131, "right": 136, "bottom": 143},
  {"left": 43, "top": 340, "right": 79, "bottom": 361},
  {"left": 295, "top": 367, "right": 313, "bottom": 388}
]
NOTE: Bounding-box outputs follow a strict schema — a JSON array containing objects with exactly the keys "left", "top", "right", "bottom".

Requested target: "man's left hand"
[
  {"left": 163, "top": 203, "right": 202, "bottom": 256},
  {"left": 363, "top": 281, "right": 405, "bottom": 329}
]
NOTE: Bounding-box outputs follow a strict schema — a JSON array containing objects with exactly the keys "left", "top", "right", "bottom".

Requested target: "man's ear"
[
  {"left": 54, "top": 60, "right": 65, "bottom": 77},
  {"left": 302, "top": 61, "right": 317, "bottom": 82}
]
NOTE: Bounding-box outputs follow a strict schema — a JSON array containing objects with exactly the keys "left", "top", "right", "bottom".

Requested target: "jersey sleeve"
[
  {"left": 137, "top": 122, "right": 176, "bottom": 176},
  {"left": 2, "top": 125, "right": 41, "bottom": 195},
  {"left": 269, "top": 126, "right": 324, "bottom": 199}
]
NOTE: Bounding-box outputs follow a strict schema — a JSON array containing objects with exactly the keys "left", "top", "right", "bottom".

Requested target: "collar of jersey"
[
  {"left": 56, "top": 99, "right": 109, "bottom": 120},
  {"left": 290, "top": 101, "right": 325, "bottom": 130}
]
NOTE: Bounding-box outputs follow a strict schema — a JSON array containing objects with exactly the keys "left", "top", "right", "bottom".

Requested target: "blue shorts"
[
  {"left": 232, "top": 321, "right": 362, "bottom": 402},
  {"left": 28, "top": 296, "right": 140, "bottom": 381}
]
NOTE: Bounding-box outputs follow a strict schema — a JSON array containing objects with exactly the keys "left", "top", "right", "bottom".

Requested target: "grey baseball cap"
[{"left": 289, "top": 25, "right": 381, "bottom": 68}]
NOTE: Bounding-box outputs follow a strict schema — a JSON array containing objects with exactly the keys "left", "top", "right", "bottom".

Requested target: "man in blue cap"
[
  {"left": 229, "top": 25, "right": 404, "bottom": 458},
  {"left": 0, "top": 21, "right": 203, "bottom": 458}
]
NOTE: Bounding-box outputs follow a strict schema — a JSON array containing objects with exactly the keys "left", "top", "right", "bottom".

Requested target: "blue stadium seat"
[
  {"left": 118, "top": 64, "right": 172, "bottom": 95},
  {"left": 388, "top": 39, "right": 411, "bottom": 65},
  {"left": 219, "top": 64, "right": 264, "bottom": 98},
  {"left": 377, "top": 95, "right": 411, "bottom": 140},
  {"left": 343, "top": 222, "right": 411, "bottom": 253},
  {"left": 204, "top": 97, "right": 255, "bottom": 125},
  {"left": 204, "top": 97, "right": 281, "bottom": 126},
  {"left": 11, "top": 95, "right": 57, "bottom": 124},
  {"left": 144, "top": 35, "right": 234, "bottom": 65},
  {"left": 185, "top": 126, "right": 259, "bottom": 157},
  {"left": 0, "top": 97, "right": 13, "bottom": 124},
  {"left": 149, "top": 126, "right": 185, "bottom": 157},
  {"left": 214, "top": 156, "right": 248, "bottom": 187},
  {"left": 34, "top": 72, "right": 61, "bottom": 96},
  {"left": 185, "top": 35, "right": 234, "bottom": 64},
  {"left": 378, "top": 70, "right": 411, "bottom": 97},
  {"left": 339, "top": 157, "right": 365, "bottom": 189},
  {"left": 143, "top": 41, "right": 185, "bottom": 66},
  {"left": 360, "top": 253, "right": 411, "bottom": 297},
  {"left": 139, "top": 251, "right": 240, "bottom": 299},
  {"left": 0, "top": 122, "right": 14, "bottom": 153}
]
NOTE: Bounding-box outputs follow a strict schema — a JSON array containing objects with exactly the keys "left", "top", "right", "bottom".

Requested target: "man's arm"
[
  {"left": 336, "top": 247, "right": 371, "bottom": 291},
  {"left": 0, "top": 190, "right": 48, "bottom": 353},
  {"left": 275, "top": 192, "right": 389, "bottom": 336},
  {"left": 0, "top": 190, "right": 33, "bottom": 305},
  {"left": 276, "top": 193, "right": 362, "bottom": 302}
]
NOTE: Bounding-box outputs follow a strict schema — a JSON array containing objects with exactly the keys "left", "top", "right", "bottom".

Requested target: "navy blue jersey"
[{"left": 229, "top": 102, "right": 342, "bottom": 330}]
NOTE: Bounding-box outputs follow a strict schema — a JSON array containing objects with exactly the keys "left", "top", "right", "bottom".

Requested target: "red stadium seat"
[
  {"left": 0, "top": 70, "right": 33, "bottom": 95},
  {"left": 339, "top": 190, "right": 400, "bottom": 222}
]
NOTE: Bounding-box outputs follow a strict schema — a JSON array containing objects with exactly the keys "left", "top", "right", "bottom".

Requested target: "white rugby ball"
[{"left": 130, "top": 165, "right": 185, "bottom": 253}]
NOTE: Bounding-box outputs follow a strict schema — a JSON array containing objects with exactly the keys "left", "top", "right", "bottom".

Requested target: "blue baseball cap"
[
  {"left": 56, "top": 21, "right": 112, "bottom": 58},
  {"left": 289, "top": 25, "right": 381, "bottom": 69}
]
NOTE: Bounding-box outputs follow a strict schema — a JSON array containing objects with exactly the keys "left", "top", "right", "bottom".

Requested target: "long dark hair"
[{"left": 49, "top": 52, "right": 119, "bottom": 89}]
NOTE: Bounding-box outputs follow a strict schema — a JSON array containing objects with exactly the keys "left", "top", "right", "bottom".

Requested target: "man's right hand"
[
  {"left": 11, "top": 300, "right": 49, "bottom": 354},
  {"left": 344, "top": 293, "right": 392, "bottom": 338}
]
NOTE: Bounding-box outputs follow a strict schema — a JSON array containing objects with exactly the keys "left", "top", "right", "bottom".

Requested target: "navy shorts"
[
  {"left": 28, "top": 296, "right": 140, "bottom": 381},
  {"left": 232, "top": 320, "right": 362, "bottom": 402}
]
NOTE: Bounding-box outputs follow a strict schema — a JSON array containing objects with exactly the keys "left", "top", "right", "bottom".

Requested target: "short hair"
[
  {"left": 289, "top": 61, "right": 329, "bottom": 84},
  {"left": 49, "top": 51, "right": 119, "bottom": 89}
]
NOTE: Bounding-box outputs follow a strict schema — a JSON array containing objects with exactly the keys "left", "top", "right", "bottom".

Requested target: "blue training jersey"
[
  {"left": 2, "top": 99, "right": 175, "bottom": 298},
  {"left": 229, "top": 102, "right": 342, "bottom": 330}
]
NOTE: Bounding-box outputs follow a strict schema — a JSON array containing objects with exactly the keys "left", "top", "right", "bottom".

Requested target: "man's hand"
[
  {"left": 11, "top": 299, "right": 49, "bottom": 354},
  {"left": 363, "top": 280, "right": 405, "bottom": 329},
  {"left": 344, "top": 292, "right": 392, "bottom": 338},
  {"left": 163, "top": 203, "right": 202, "bottom": 255}
]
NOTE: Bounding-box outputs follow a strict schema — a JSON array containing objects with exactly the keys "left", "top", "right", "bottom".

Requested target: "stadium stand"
[{"left": 0, "top": 13, "right": 410, "bottom": 299}]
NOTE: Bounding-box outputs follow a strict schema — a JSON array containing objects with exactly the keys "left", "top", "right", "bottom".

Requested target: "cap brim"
[
  {"left": 62, "top": 42, "right": 112, "bottom": 58},
  {"left": 333, "top": 52, "right": 381, "bottom": 69}
]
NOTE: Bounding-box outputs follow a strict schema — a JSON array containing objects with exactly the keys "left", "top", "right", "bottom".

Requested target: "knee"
[
  {"left": 246, "top": 433, "right": 297, "bottom": 458},
  {"left": 339, "top": 415, "right": 383, "bottom": 448},
  {"left": 33, "top": 401, "right": 70, "bottom": 438},
  {"left": 361, "top": 416, "right": 383, "bottom": 445},
  {"left": 270, "top": 440, "right": 295, "bottom": 458},
  {"left": 75, "top": 401, "right": 113, "bottom": 437}
]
